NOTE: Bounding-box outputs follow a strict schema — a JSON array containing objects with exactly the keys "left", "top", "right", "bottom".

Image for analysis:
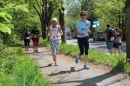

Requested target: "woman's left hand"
[{"left": 56, "top": 35, "right": 60, "bottom": 38}]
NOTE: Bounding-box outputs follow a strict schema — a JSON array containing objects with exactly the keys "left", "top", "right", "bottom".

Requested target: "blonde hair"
[{"left": 52, "top": 18, "right": 58, "bottom": 22}]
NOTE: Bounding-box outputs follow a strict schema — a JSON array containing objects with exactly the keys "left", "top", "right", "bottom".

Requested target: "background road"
[{"left": 66, "top": 38, "right": 126, "bottom": 55}]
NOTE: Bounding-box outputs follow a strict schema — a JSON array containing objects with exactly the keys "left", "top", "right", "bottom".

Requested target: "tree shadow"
[
  {"left": 52, "top": 61, "right": 128, "bottom": 86},
  {"left": 52, "top": 69, "right": 125, "bottom": 86},
  {"left": 49, "top": 67, "right": 84, "bottom": 76},
  {"left": 39, "top": 63, "right": 53, "bottom": 68}
]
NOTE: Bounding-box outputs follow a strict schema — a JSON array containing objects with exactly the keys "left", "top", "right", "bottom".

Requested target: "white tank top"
[
  {"left": 50, "top": 25, "right": 60, "bottom": 39},
  {"left": 116, "top": 37, "right": 121, "bottom": 43}
]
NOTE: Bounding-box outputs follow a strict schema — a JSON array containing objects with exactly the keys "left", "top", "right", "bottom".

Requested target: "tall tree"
[
  {"left": 30, "top": 0, "right": 61, "bottom": 39},
  {"left": 125, "top": 0, "right": 130, "bottom": 59},
  {"left": 59, "top": 0, "right": 66, "bottom": 43}
]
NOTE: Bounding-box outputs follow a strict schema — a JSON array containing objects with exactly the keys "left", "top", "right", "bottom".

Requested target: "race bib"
[
  {"left": 26, "top": 37, "right": 30, "bottom": 39},
  {"left": 34, "top": 34, "right": 38, "bottom": 38},
  {"left": 50, "top": 35, "right": 59, "bottom": 39},
  {"left": 110, "top": 37, "right": 114, "bottom": 41}
]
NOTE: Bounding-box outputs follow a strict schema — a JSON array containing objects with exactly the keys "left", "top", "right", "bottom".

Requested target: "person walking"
[
  {"left": 31, "top": 26, "right": 40, "bottom": 53},
  {"left": 113, "top": 28, "right": 123, "bottom": 55},
  {"left": 23, "top": 28, "right": 31, "bottom": 51},
  {"left": 47, "top": 18, "right": 63, "bottom": 66},
  {"left": 104, "top": 24, "right": 118, "bottom": 55},
  {"left": 74, "top": 11, "right": 92, "bottom": 69}
]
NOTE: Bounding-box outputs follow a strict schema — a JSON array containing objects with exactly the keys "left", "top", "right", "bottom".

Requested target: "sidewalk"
[{"left": 23, "top": 45, "right": 130, "bottom": 86}]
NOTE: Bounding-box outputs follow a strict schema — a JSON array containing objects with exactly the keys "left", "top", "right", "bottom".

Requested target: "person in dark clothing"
[
  {"left": 31, "top": 26, "right": 40, "bottom": 53},
  {"left": 23, "top": 28, "right": 31, "bottom": 51},
  {"left": 104, "top": 24, "right": 118, "bottom": 55}
]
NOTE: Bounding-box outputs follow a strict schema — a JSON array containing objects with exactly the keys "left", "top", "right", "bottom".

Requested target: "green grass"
[
  {"left": 40, "top": 39, "right": 130, "bottom": 74},
  {"left": 0, "top": 46, "right": 51, "bottom": 86}
]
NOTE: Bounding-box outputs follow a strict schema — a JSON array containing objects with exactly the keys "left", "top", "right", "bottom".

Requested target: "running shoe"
[
  {"left": 84, "top": 64, "right": 89, "bottom": 69},
  {"left": 55, "top": 62, "right": 58, "bottom": 66},
  {"left": 75, "top": 55, "right": 79, "bottom": 64},
  {"left": 33, "top": 50, "right": 36, "bottom": 53},
  {"left": 36, "top": 50, "right": 38, "bottom": 53}
]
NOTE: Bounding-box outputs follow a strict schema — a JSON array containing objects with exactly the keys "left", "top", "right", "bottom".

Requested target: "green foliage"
[
  {"left": 15, "top": 4, "right": 29, "bottom": 12},
  {"left": 0, "top": 24, "right": 11, "bottom": 34},
  {"left": 64, "top": 1, "right": 81, "bottom": 30},
  {"left": 0, "top": 1, "right": 41, "bottom": 45},
  {"left": 93, "top": 0, "right": 125, "bottom": 29},
  {"left": 0, "top": 44, "right": 52, "bottom": 86},
  {"left": 59, "top": 43, "right": 79, "bottom": 56},
  {"left": 65, "top": 17, "right": 79, "bottom": 31},
  {"left": 0, "top": 2, "right": 29, "bottom": 34},
  {"left": 66, "top": 2, "right": 81, "bottom": 18},
  {"left": 40, "top": 39, "right": 51, "bottom": 48},
  {"left": 0, "top": 12, "right": 12, "bottom": 22}
]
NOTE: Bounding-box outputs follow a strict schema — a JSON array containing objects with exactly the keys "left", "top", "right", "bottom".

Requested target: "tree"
[
  {"left": 0, "top": 1, "right": 29, "bottom": 44},
  {"left": 27, "top": 0, "right": 69, "bottom": 42},
  {"left": 125, "top": 0, "right": 130, "bottom": 59},
  {"left": 65, "top": 1, "right": 81, "bottom": 31},
  {"left": 59, "top": 0, "right": 66, "bottom": 43},
  {"left": 30, "top": 0, "right": 63, "bottom": 39},
  {"left": 0, "top": 1, "right": 28, "bottom": 34}
]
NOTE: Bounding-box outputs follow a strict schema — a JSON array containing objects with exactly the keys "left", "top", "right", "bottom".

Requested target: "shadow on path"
[
  {"left": 39, "top": 63, "right": 53, "bottom": 68},
  {"left": 52, "top": 69, "right": 125, "bottom": 86},
  {"left": 49, "top": 67, "right": 84, "bottom": 76},
  {"left": 50, "top": 61, "right": 127, "bottom": 86}
]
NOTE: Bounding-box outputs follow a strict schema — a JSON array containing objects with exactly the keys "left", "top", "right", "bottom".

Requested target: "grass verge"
[
  {"left": 0, "top": 45, "right": 51, "bottom": 86},
  {"left": 40, "top": 39, "right": 130, "bottom": 74}
]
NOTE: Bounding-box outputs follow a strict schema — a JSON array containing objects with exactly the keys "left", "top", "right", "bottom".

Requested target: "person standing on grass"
[
  {"left": 31, "top": 26, "right": 40, "bottom": 53},
  {"left": 74, "top": 11, "right": 92, "bottom": 69},
  {"left": 113, "top": 28, "right": 123, "bottom": 55},
  {"left": 23, "top": 28, "right": 31, "bottom": 51},
  {"left": 47, "top": 18, "right": 63, "bottom": 66},
  {"left": 104, "top": 24, "right": 118, "bottom": 55}
]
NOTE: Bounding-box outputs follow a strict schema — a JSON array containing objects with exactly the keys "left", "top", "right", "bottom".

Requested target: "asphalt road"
[{"left": 66, "top": 38, "right": 126, "bottom": 55}]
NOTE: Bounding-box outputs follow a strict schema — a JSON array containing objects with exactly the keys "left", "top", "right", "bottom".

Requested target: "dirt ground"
[{"left": 23, "top": 45, "right": 130, "bottom": 86}]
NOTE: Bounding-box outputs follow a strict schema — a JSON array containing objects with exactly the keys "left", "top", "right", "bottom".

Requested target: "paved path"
[{"left": 23, "top": 45, "right": 130, "bottom": 86}]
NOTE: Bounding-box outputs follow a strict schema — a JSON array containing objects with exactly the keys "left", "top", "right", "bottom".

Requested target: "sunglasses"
[{"left": 80, "top": 14, "right": 87, "bottom": 16}]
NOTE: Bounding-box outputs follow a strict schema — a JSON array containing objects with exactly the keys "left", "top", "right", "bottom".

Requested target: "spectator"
[
  {"left": 113, "top": 28, "right": 123, "bottom": 55},
  {"left": 104, "top": 24, "right": 118, "bottom": 55}
]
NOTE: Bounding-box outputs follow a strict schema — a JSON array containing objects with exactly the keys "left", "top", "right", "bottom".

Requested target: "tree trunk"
[
  {"left": 59, "top": 2, "right": 66, "bottom": 43},
  {"left": 41, "top": 0, "right": 47, "bottom": 39},
  {"left": 59, "top": 5, "right": 66, "bottom": 43},
  {"left": 125, "top": 0, "right": 130, "bottom": 59},
  {"left": 41, "top": 14, "right": 46, "bottom": 39}
]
